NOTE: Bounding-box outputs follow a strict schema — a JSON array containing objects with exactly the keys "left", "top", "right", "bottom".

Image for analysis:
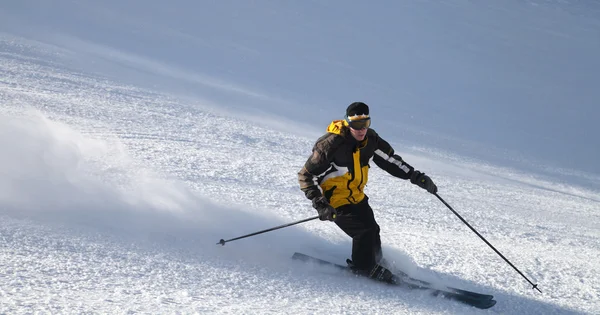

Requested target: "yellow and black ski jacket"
[{"left": 298, "top": 120, "right": 415, "bottom": 208}]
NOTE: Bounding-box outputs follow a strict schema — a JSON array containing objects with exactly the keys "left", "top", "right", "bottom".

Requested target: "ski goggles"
[{"left": 346, "top": 115, "right": 371, "bottom": 130}]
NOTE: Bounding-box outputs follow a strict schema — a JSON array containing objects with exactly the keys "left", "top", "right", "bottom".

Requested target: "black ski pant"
[{"left": 335, "top": 196, "right": 382, "bottom": 271}]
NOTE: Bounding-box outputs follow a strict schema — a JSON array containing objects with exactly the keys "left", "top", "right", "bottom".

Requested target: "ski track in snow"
[{"left": 1, "top": 18, "right": 600, "bottom": 315}]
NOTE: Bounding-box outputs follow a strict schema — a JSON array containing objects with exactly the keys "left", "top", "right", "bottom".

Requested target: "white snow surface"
[{"left": 1, "top": 1, "right": 600, "bottom": 314}]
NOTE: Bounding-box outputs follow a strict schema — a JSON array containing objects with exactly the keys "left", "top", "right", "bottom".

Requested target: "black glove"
[
  {"left": 312, "top": 196, "right": 337, "bottom": 221},
  {"left": 410, "top": 171, "right": 437, "bottom": 194}
]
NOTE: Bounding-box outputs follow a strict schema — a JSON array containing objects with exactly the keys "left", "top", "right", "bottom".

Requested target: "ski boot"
[{"left": 346, "top": 259, "right": 395, "bottom": 284}]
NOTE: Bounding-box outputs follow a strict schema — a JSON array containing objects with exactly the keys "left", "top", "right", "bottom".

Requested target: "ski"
[
  {"left": 392, "top": 269, "right": 494, "bottom": 301},
  {"left": 292, "top": 252, "right": 496, "bottom": 309}
]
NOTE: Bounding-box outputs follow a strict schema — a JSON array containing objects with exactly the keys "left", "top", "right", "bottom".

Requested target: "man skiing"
[{"left": 298, "top": 102, "right": 438, "bottom": 279}]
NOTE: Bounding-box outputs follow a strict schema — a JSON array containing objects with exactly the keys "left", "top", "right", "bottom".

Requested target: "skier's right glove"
[
  {"left": 312, "top": 196, "right": 337, "bottom": 221},
  {"left": 411, "top": 171, "right": 438, "bottom": 194}
]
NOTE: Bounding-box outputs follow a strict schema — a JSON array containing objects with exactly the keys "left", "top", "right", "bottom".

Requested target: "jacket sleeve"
[
  {"left": 372, "top": 133, "right": 414, "bottom": 180},
  {"left": 298, "top": 134, "right": 338, "bottom": 200}
]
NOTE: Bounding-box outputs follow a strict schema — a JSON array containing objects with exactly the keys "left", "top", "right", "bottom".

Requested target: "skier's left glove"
[{"left": 411, "top": 171, "right": 437, "bottom": 194}]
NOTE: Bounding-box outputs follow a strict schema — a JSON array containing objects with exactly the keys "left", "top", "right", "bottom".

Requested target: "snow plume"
[
  {"left": 0, "top": 111, "right": 195, "bottom": 232},
  {"left": 0, "top": 110, "right": 346, "bottom": 265}
]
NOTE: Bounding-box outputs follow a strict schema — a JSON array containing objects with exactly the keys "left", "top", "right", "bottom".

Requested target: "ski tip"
[
  {"left": 479, "top": 299, "right": 497, "bottom": 309},
  {"left": 471, "top": 299, "right": 497, "bottom": 309}
]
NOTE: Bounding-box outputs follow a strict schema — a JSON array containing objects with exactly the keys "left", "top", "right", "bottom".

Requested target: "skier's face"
[{"left": 349, "top": 126, "right": 367, "bottom": 141}]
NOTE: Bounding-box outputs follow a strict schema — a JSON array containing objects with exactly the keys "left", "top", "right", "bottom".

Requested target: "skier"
[{"left": 298, "top": 102, "right": 438, "bottom": 279}]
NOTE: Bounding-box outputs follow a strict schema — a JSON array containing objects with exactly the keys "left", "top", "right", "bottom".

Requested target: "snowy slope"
[{"left": 2, "top": 1, "right": 600, "bottom": 314}]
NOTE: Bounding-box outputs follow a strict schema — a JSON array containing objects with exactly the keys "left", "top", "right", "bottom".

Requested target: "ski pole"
[
  {"left": 217, "top": 215, "right": 320, "bottom": 246},
  {"left": 434, "top": 193, "right": 542, "bottom": 293}
]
